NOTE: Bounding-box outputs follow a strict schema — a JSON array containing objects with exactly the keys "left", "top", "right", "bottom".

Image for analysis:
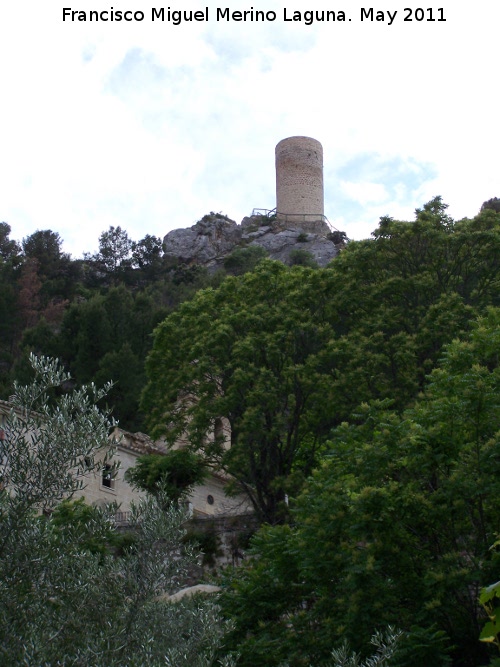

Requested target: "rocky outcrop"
[
  {"left": 241, "top": 218, "right": 337, "bottom": 266},
  {"left": 163, "top": 213, "right": 242, "bottom": 265},
  {"left": 163, "top": 213, "right": 339, "bottom": 270}
]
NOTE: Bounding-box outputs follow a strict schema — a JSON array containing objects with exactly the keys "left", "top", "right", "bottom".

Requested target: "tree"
[
  {"left": 0, "top": 223, "right": 22, "bottom": 391},
  {"left": 132, "top": 234, "right": 165, "bottom": 280},
  {"left": 0, "top": 222, "right": 21, "bottom": 262},
  {"left": 479, "top": 567, "right": 500, "bottom": 655},
  {"left": 21, "top": 229, "right": 79, "bottom": 302},
  {"left": 97, "top": 225, "right": 134, "bottom": 273},
  {"left": 325, "top": 197, "right": 500, "bottom": 410},
  {"left": 143, "top": 200, "right": 500, "bottom": 527},
  {"left": 0, "top": 355, "right": 233, "bottom": 666},
  {"left": 22, "top": 229, "right": 64, "bottom": 271},
  {"left": 0, "top": 353, "right": 116, "bottom": 521},
  {"left": 220, "top": 309, "right": 500, "bottom": 667},
  {"left": 480, "top": 198, "right": 500, "bottom": 213},
  {"left": 125, "top": 449, "right": 208, "bottom": 504},
  {"left": 61, "top": 295, "right": 112, "bottom": 382},
  {"left": 53, "top": 286, "right": 169, "bottom": 430},
  {"left": 142, "top": 260, "right": 335, "bottom": 525},
  {"left": 95, "top": 342, "right": 145, "bottom": 430},
  {"left": 17, "top": 257, "right": 42, "bottom": 329},
  {"left": 327, "top": 628, "right": 403, "bottom": 667}
]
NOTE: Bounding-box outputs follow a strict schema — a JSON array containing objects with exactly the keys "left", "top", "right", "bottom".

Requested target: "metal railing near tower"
[{"left": 251, "top": 207, "right": 338, "bottom": 232}]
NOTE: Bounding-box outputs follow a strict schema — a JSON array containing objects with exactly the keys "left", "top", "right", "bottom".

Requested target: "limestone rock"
[
  {"left": 163, "top": 213, "right": 242, "bottom": 266},
  {"left": 163, "top": 213, "right": 338, "bottom": 270},
  {"left": 246, "top": 228, "right": 336, "bottom": 267}
]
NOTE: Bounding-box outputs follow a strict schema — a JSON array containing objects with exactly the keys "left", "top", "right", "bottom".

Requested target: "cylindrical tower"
[{"left": 275, "top": 136, "right": 324, "bottom": 222}]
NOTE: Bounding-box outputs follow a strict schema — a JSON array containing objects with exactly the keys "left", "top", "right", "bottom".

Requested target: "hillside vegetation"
[{"left": 2, "top": 197, "right": 500, "bottom": 665}]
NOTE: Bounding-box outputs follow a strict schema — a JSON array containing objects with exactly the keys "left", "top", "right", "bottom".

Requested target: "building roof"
[{"left": 114, "top": 428, "right": 169, "bottom": 457}]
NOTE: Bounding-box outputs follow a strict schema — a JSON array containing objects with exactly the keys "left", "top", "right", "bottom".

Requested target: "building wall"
[
  {"left": 275, "top": 136, "right": 324, "bottom": 219},
  {"left": 78, "top": 445, "right": 147, "bottom": 514},
  {"left": 188, "top": 474, "right": 252, "bottom": 518},
  {"left": 1, "top": 401, "right": 251, "bottom": 527},
  {"left": 172, "top": 416, "right": 251, "bottom": 517}
]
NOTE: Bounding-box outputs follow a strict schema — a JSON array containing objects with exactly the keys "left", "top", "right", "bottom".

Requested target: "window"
[{"left": 101, "top": 464, "right": 115, "bottom": 490}]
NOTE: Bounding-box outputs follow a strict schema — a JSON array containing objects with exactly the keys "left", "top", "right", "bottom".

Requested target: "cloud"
[
  {"left": 0, "top": 0, "right": 499, "bottom": 255},
  {"left": 322, "top": 153, "right": 439, "bottom": 237},
  {"left": 339, "top": 182, "right": 389, "bottom": 206}
]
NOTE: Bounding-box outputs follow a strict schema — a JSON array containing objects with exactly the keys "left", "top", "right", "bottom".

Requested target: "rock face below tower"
[
  {"left": 163, "top": 213, "right": 338, "bottom": 271},
  {"left": 161, "top": 213, "right": 241, "bottom": 265},
  {"left": 275, "top": 136, "right": 328, "bottom": 235}
]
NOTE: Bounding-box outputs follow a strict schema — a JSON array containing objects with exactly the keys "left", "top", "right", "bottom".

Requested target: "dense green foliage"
[
  {"left": 0, "top": 222, "right": 224, "bottom": 429},
  {"left": 0, "top": 356, "right": 232, "bottom": 666},
  {"left": 480, "top": 572, "right": 500, "bottom": 652},
  {"left": 4, "top": 197, "right": 500, "bottom": 665},
  {"left": 220, "top": 309, "right": 500, "bottom": 666},
  {"left": 143, "top": 260, "right": 337, "bottom": 523},
  {"left": 125, "top": 449, "right": 208, "bottom": 503},
  {"left": 223, "top": 245, "right": 268, "bottom": 275},
  {"left": 143, "top": 198, "right": 500, "bottom": 525}
]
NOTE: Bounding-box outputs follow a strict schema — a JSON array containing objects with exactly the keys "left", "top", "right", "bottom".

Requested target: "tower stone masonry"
[
  {"left": 163, "top": 134, "right": 337, "bottom": 268},
  {"left": 275, "top": 136, "right": 324, "bottom": 224}
]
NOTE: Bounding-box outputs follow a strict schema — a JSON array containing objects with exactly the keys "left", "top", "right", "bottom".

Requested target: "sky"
[{"left": 1, "top": 0, "right": 498, "bottom": 258}]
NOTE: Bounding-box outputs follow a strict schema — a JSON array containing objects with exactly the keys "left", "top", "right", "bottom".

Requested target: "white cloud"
[
  {"left": 0, "top": 0, "right": 499, "bottom": 255},
  {"left": 340, "top": 181, "right": 389, "bottom": 206}
]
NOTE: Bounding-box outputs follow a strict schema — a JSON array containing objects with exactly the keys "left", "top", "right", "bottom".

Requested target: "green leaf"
[
  {"left": 480, "top": 581, "right": 500, "bottom": 605},
  {"left": 480, "top": 619, "right": 500, "bottom": 643}
]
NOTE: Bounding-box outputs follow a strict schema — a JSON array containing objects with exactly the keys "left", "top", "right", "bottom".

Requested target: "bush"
[
  {"left": 223, "top": 246, "right": 268, "bottom": 276},
  {"left": 288, "top": 248, "right": 318, "bottom": 267}
]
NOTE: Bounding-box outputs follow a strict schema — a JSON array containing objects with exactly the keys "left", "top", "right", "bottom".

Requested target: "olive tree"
[{"left": 0, "top": 355, "right": 233, "bottom": 666}]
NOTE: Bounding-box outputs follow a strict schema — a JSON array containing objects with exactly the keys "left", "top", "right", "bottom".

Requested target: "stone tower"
[{"left": 275, "top": 136, "right": 326, "bottom": 232}]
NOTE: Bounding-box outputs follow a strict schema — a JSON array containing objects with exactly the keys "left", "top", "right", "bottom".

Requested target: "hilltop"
[{"left": 163, "top": 212, "right": 343, "bottom": 270}]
